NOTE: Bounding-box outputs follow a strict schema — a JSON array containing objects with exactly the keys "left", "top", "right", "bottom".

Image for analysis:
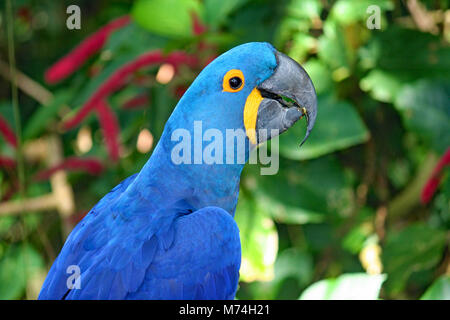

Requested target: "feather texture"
[{"left": 39, "top": 42, "right": 281, "bottom": 300}]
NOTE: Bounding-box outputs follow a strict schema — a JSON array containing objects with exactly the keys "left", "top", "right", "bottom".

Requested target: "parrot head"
[
  {"left": 136, "top": 42, "right": 317, "bottom": 213},
  {"left": 167, "top": 42, "right": 317, "bottom": 153}
]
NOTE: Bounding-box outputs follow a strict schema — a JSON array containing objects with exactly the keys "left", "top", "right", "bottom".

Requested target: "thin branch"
[
  {"left": 407, "top": 0, "right": 439, "bottom": 34},
  {"left": 47, "top": 135, "right": 76, "bottom": 224},
  {"left": 0, "top": 194, "right": 57, "bottom": 217},
  {"left": 387, "top": 153, "right": 439, "bottom": 221},
  {"left": 0, "top": 48, "right": 76, "bottom": 237},
  {"left": 0, "top": 136, "right": 76, "bottom": 237},
  {"left": 6, "top": 0, "right": 25, "bottom": 199},
  {"left": 0, "top": 59, "right": 53, "bottom": 106}
]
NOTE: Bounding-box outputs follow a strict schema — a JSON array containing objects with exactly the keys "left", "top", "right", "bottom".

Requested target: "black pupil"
[{"left": 229, "top": 77, "right": 242, "bottom": 89}]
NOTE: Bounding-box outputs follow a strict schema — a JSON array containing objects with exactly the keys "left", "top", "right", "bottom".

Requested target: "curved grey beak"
[{"left": 256, "top": 51, "right": 317, "bottom": 146}]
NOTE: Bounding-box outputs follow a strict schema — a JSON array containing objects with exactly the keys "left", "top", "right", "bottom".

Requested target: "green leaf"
[
  {"left": 0, "top": 216, "right": 15, "bottom": 237},
  {"left": 330, "top": 0, "right": 393, "bottom": 25},
  {"left": 226, "top": 2, "right": 283, "bottom": 45},
  {"left": 274, "top": 0, "right": 322, "bottom": 48},
  {"left": 359, "top": 27, "right": 450, "bottom": 104},
  {"left": 204, "top": 0, "right": 249, "bottom": 29},
  {"left": 342, "top": 221, "right": 373, "bottom": 254},
  {"left": 303, "top": 59, "right": 334, "bottom": 95},
  {"left": 149, "top": 85, "right": 178, "bottom": 141},
  {"left": 382, "top": 223, "right": 447, "bottom": 295},
  {"left": 279, "top": 94, "right": 369, "bottom": 160},
  {"left": 421, "top": 275, "right": 450, "bottom": 300},
  {"left": 287, "top": 0, "right": 322, "bottom": 19},
  {"left": 23, "top": 90, "right": 73, "bottom": 140},
  {"left": 0, "top": 102, "right": 15, "bottom": 132},
  {"left": 394, "top": 79, "right": 450, "bottom": 153},
  {"left": 287, "top": 33, "right": 316, "bottom": 62},
  {"left": 299, "top": 273, "right": 386, "bottom": 300},
  {"left": 235, "top": 194, "right": 278, "bottom": 282},
  {"left": 132, "top": 0, "right": 201, "bottom": 38},
  {"left": 242, "top": 156, "right": 354, "bottom": 224},
  {"left": 274, "top": 248, "right": 314, "bottom": 287},
  {"left": 430, "top": 173, "right": 450, "bottom": 230},
  {"left": 103, "top": 23, "right": 169, "bottom": 57},
  {"left": 359, "top": 69, "right": 410, "bottom": 103},
  {"left": 71, "top": 34, "right": 167, "bottom": 110},
  {"left": 0, "top": 243, "right": 45, "bottom": 300},
  {"left": 359, "top": 27, "right": 450, "bottom": 80},
  {"left": 318, "top": 20, "right": 354, "bottom": 74}
]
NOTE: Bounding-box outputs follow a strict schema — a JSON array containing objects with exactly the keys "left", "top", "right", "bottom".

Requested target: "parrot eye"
[
  {"left": 229, "top": 77, "right": 242, "bottom": 89},
  {"left": 223, "top": 69, "right": 245, "bottom": 93}
]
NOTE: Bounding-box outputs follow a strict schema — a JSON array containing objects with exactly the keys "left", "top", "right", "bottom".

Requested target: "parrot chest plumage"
[{"left": 39, "top": 141, "right": 243, "bottom": 300}]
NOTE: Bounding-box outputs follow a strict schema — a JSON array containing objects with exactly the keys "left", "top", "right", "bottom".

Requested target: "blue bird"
[{"left": 38, "top": 42, "right": 317, "bottom": 300}]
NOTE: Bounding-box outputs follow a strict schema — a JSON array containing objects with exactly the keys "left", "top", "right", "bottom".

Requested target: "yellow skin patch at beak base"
[{"left": 244, "top": 87, "right": 263, "bottom": 145}]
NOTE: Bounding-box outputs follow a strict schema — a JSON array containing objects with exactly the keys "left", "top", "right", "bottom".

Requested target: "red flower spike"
[
  {"left": 33, "top": 157, "right": 104, "bottom": 181},
  {"left": 122, "top": 94, "right": 149, "bottom": 110},
  {"left": 421, "top": 147, "right": 450, "bottom": 204},
  {"left": 0, "top": 115, "right": 17, "bottom": 148},
  {"left": 1, "top": 184, "right": 18, "bottom": 201},
  {"left": 174, "top": 85, "right": 188, "bottom": 99},
  {"left": 131, "top": 74, "right": 153, "bottom": 86},
  {"left": 1, "top": 176, "right": 19, "bottom": 201},
  {"left": 62, "top": 102, "right": 99, "bottom": 130},
  {"left": 17, "top": 6, "right": 32, "bottom": 24},
  {"left": 62, "top": 50, "right": 197, "bottom": 130},
  {"left": 0, "top": 156, "right": 16, "bottom": 169},
  {"left": 191, "top": 12, "right": 207, "bottom": 35},
  {"left": 95, "top": 100, "right": 121, "bottom": 162},
  {"left": 45, "top": 15, "right": 131, "bottom": 84},
  {"left": 164, "top": 51, "right": 198, "bottom": 73}
]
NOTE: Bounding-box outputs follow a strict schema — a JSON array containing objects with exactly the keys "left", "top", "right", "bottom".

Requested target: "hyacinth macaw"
[{"left": 39, "top": 42, "right": 317, "bottom": 300}]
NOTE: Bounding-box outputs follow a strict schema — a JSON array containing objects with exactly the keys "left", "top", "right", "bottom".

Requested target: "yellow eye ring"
[{"left": 222, "top": 69, "right": 245, "bottom": 93}]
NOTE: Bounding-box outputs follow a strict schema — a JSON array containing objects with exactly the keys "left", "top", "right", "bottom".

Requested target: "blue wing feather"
[
  {"left": 39, "top": 171, "right": 241, "bottom": 300},
  {"left": 128, "top": 206, "right": 241, "bottom": 299}
]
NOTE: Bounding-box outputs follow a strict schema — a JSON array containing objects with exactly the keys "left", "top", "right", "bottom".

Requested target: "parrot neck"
[{"left": 127, "top": 130, "right": 246, "bottom": 216}]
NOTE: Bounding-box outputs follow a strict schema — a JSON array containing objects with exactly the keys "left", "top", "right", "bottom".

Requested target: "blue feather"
[{"left": 39, "top": 42, "right": 279, "bottom": 300}]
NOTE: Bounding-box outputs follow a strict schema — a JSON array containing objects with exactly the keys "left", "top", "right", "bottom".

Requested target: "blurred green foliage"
[{"left": 0, "top": 0, "right": 449, "bottom": 300}]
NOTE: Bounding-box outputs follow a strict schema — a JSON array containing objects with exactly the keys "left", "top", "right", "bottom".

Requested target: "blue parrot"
[{"left": 38, "top": 42, "right": 317, "bottom": 300}]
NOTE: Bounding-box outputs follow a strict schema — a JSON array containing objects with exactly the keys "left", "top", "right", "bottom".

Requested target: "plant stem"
[
  {"left": 387, "top": 153, "right": 439, "bottom": 222},
  {"left": 6, "top": 0, "right": 31, "bottom": 300},
  {"left": 6, "top": 0, "right": 25, "bottom": 198}
]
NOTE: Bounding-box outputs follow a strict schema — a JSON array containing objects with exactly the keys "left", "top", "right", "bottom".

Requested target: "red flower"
[
  {"left": 421, "top": 147, "right": 450, "bottom": 204},
  {"left": 17, "top": 6, "right": 32, "bottom": 24},
  {"left": 1, "top": 185, "right": 17, "bottom": 201},
  {"left": 0, "top": 115, "right": 17, "bottom": 148},
  {"left": 48, "top": 14, "right": 205, "bottom": 166},
  {"left": 62, "top": 50, "right": 197, "bottom": 130},
  {"left": 45, "top": 15, "right": 131, "bottom": 84},
  {"left": 95, "top": 100, "right": 121, "bottom": 162},
  {"left": 33, "top": 157, "right": 104, "bottom": 181},
  {"left": 0, "top": 156, "right": 16, "bottom": 169},
  {"left": 174, "top": 85, "right": 188, "bottom": 98},
  {"left": 122, "top": 94, "right": 149, "bottom": 110},
  {"left": 191, "top": 12, "right": 207, "bottom": 35}
]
